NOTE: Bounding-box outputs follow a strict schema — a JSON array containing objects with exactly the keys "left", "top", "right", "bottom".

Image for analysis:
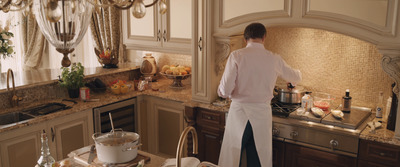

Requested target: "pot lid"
[
  {"left": 276, "top": 84, "right": 304, "bottom": 93},
  {"left": 93, "top": 130, "right": 139, "bottom": 146}
]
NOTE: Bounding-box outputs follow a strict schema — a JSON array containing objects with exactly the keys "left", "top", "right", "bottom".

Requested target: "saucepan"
[{"left": 275, "top": 83, "right": 305, "bottom": 104}]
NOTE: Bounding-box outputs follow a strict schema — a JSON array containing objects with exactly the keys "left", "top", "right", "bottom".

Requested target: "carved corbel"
[
  {"left": 381, "top": 53, "right": 400, "bottom": 96},
  {"left": 214, "top": 37, "right": 231, "bottom": 75}
]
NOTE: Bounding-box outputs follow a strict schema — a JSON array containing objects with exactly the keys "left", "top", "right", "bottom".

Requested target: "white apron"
[{"left": 218, "top": 101, "right": 272, "bottom": 167}]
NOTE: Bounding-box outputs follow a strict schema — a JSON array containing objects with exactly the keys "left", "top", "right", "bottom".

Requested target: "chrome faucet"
[
  {"left": 7, "top": 69, "right": 22, "bottom": 107},
  {"left": 176, "top": 126, "right": 198, "bottom": 167}
]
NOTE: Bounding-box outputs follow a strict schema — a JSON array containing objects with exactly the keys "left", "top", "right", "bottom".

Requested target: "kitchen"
[{"left": 1, "top": 0, "right": 400, "bottom": 167}]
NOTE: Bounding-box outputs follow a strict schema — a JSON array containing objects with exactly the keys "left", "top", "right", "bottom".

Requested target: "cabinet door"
[
  {"left": 358, "top": 139, "right": 400, "bottom": 167},
  {"left": 197, "top": 125, "right": 222, "bottom": 164},
  {"left": 0, "top": 123, "right": 45, "bottom": 167},
  {"left": 284, "top": 142, "right": 356, "bottom": 167},
  {"left": 123, "top": 0, "right": 161, "bottom": 49},
  {"left": 161, "top": 0, "right": 192, "bottom": 53},
  {"left": 273, "top": 139, "right": 285, "bottom": 167},
  {"left": 358, "top": 159, "right": 395, "bottom": 167},
  {"left": 49, "top": 109, "right": 93, "bottom": 160},
  {"left": 148, "top": 97, "right": 185, "bottom": 157}
]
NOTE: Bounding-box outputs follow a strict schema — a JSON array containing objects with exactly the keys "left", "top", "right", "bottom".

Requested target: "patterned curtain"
[
  {"left": 90, "top": 5, "right": 124, "bottom": 66},
  {"left": 21, "top": 13, "right": 46, "bottom": 69}
]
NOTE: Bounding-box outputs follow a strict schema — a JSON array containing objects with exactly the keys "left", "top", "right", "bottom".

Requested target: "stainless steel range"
[{"left": 271, "top": 100, "right": 373, "bottom": 157}]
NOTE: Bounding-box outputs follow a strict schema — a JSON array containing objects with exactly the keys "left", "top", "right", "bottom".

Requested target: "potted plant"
[{"left": 59, "top": 63, "right": 85, "bottom": 98}]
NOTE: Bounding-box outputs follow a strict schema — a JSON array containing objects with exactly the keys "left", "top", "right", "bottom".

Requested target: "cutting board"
[
  {"left": 321, "top": 107, "right": 371, "bottom": 129},
  {"left": 74, "top": 149, "right": 150, "bottom": 167}
]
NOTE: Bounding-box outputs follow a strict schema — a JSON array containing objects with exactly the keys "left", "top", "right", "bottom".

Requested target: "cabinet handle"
[
  {"left": 157, "top": 29, "right": 161, "bottom": 41},
  {"left": 290, "top": 131, "right": 298, "bottom": 138},
  {"left": 198, "top": 37, "right": 202, "bottom": 51},
  {"left": 272, "top": 127, "right": 280, "bottom": 136},
  {"left": 163, "top": 30, "right": 167, "bottom": 42},
  {"left": 330, "top": 139, "right": 339, "bottom": 150},
  {"left": 51, "top": 127, "right": 55, "bottom": 142}
]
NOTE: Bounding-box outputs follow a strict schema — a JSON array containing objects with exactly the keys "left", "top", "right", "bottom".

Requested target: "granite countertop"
[
  {"left": 0, "top": 78, "right": 192, "bottom": 133},
  {"left": 359, "top": 118, "right": 400, "bottom": 146},
  {"left": 0, "top": 63, "right": 140, "bottom": 93}
]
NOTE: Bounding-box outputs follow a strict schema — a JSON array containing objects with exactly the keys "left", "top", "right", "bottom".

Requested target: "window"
[{"left": 0, "top": 11, "right": 100, "bottom": 73}]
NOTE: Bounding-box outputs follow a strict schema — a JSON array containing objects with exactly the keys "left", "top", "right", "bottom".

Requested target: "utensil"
[
  {"left": 87, "top": 145, "right": 96, "bottom": 164},
  {"left": 109, "top": 113, "right": 115, "bottom": 133}
]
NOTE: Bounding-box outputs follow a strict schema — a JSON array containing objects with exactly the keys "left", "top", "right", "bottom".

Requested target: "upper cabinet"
[{"left": 122, "top": 0, "right": 193, "bottom": 55}]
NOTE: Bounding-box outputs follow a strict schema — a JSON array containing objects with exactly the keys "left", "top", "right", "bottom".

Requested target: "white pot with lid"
[{"left": 92, "top": 130, "right": 140, "bottom": 164}]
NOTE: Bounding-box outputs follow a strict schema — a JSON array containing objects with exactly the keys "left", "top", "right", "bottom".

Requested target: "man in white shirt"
[{"left": 218, "top": 23, "right": 302, "bottom": 167}]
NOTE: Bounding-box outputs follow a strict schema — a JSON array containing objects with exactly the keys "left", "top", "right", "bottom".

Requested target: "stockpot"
[
  {"left": 275, "top": 83, "right": 305, "bottom": 104},
  {"left": 92, "top": 130, "right": 140, "bottom": 164}
]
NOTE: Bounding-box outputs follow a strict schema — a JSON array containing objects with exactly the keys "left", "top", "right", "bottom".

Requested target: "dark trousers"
[{"left": 239, "top": 121, "right": 261, "bottom": 167}]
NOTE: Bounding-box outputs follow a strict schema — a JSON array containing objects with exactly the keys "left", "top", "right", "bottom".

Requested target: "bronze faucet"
[
  {"left": 7, "top": 69, "right": 22, "bottom": 107},
  {"left": 176, "top": 126, "right": 198, "bottom": 167}
]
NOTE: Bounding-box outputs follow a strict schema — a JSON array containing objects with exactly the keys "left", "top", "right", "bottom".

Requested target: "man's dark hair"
[{"left": 244, "top": 23, "right": 266, "bottom": 40}]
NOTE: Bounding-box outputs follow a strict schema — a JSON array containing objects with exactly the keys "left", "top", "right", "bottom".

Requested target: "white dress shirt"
[{"left": 218, "top": 42, "right": 302, "bottom": 103}]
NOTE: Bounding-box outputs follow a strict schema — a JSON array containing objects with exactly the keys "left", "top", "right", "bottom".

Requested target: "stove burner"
[{"left": 271, "top": 99, "right": 300, "bottom": 117}]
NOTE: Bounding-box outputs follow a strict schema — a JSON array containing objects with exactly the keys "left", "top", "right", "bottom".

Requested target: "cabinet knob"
[
  {"left": 51, "top": 127, "right": 55, "bottom": 142},
  {"left": 379, "top": 152, "right": 386, "bottom": 156},
  {"left": 163, "top": 30, "right": 167, "bottom": 42},
  {"left": 206, "top": 116, "right": 212, "bottom": 120},
  {"left": 272, "top": 127, "right": 280, "bottom": 136},
  {"left": 198, "top": 37, "right": 203, "bottom": 51},
  {"left": 290, "top": 131, "right": 298, "bottom": 138},
  {"left": 330, "top": 139, "right": 339, "bottom": 150},
  {"left": 157, "top": 29, "right": 161, "bottom": 41}
]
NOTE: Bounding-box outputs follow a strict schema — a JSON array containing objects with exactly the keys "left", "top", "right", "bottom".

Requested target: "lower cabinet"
[
  {"left": 284, "top": 142, "right": 357, "bottom": 167},
  {"left": 196, "top": 108, "right": 225, "bottom": 164},
  {"left": 358, "top": 139, "right": 400, "bottom": 167},
  {"left": 273, "top": 139, "right": 285, "bottom": 167},
  {"left": 49, "top": 109, "right": 94, "bottom": 160},
  {"left": 142, "top": 96, "right": 185, "bottom": 157},
  {"left": 0, "top": 109, "right": 93, "bottom": 167}
]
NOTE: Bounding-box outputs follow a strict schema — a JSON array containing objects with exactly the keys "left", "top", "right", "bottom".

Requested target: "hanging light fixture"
[{"left": 1, "top": 0, "right": 167, "bottom": 67}]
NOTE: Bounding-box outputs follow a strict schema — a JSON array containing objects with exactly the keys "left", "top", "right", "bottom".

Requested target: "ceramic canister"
[{"left": 140, "top": 53, "right": 157, "bottom": 77}]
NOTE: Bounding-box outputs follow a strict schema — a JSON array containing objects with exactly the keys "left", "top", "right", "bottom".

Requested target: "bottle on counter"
[
  {"left": 342, "top": 89, "right": 352, "bottom": 113},
  {"left": 301, "top": 92, "right": 313, "bottom": 112},
  {"left": 36, "top": 130, "right": 55, "bottom": 167},
  {"left": 376, "top": 91, "right": 384, "bottom": 118}
]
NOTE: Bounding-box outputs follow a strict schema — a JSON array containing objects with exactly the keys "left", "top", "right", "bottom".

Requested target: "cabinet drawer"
[
  {"left": 359, "top": 139, "right": 400, "bottom": 166},
  {"left": 197, "top": 108, "right": 225, "bottom": 126}
]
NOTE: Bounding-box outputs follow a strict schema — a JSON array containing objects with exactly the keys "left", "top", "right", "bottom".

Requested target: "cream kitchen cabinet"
[
  {"left": 0, "top": 109, "right": 94, "bottom": 167},
  {"left": 137, "top": 95, "right": 186, "bottom": 157},
  {"left": 0, "top": 122, "right": 45, "bottom": 167},
  {"left": 48, "top": 109, "right": 94, "bottom": 160},
  {"left": 122, "top": 0, "right": 193, "bottom": 55}
]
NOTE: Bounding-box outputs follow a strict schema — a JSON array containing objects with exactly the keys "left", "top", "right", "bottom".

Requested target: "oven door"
[{"left": 93, "top": 98, "right": 137, "bottom": 133}]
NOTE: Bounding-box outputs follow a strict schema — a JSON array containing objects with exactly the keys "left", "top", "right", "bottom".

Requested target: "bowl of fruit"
[
  {"left": 160, "top": 65, "right": 191, "bottom": 88},
  {"left": 109, "top": 80, "right": 131, "bottom": 95}
]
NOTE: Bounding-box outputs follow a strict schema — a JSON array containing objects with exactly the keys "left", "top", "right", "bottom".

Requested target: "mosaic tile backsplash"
[{"left": 263, "top": 27, "right": 394, "bottom": 109}]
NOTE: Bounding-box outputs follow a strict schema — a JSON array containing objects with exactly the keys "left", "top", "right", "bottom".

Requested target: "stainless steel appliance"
[
  {"left": 93, "top": 98, "right": 137, "bottom": 133},
  {"left": 271, "top": 99, "right": 373, "bottom": 157}
]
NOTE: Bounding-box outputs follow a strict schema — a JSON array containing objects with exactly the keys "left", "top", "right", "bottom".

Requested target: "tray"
[{"left": 69, "top": 145, "right": 150, "bottom": 167}]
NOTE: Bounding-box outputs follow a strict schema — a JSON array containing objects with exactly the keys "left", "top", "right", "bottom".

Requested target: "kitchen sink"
[
  {"left": 22, "top": 102, "right": 72, "bottom": 116},
  {"left": 0, "top": 112, "right": 34, "bottom": 125},
  {"left": 0, "top": 102, "right": 72, "bottom": 126}
]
